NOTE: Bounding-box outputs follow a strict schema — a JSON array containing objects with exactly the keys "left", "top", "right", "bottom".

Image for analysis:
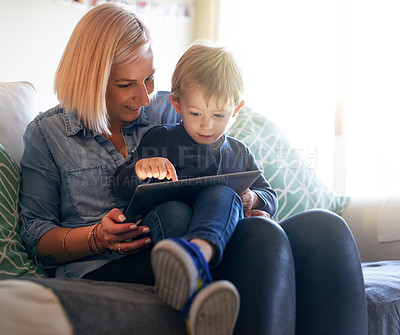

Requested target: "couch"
[{"left": 1, "top": 81, "right": 399, "bottom": 334}]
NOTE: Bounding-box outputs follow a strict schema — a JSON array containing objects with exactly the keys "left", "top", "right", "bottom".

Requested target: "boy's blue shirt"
[{"left": 114, "top": 122, "right": 278, "bottom": 216}]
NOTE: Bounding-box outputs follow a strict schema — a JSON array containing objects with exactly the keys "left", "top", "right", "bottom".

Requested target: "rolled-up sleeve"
[{"left": 19, "top": 120, "right": 62, "bottom": 268}]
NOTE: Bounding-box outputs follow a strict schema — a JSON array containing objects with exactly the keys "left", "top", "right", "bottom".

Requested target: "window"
[
  {"left": 344, "top": 0, "right": 400, "bottom": 196},
  {"left": 219, "top": 0, "right": 338, "bottom": 189},
  {"left": 219, "top": 0, "right": 400, "bottom": 197}
]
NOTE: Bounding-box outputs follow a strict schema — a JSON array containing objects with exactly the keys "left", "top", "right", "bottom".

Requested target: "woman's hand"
[
  {"left": 96, "top": 208, "right": 152, "bottom": 255},
  {"left": 135, "top": 157, "right": 178, "bottom": 181},
  {"left": 240, "top": 189, "right": 260, "bottom": 216}
]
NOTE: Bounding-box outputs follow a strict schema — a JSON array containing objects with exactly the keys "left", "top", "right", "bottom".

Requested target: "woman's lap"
[
  {"left": 212, "top": 217, "right": 296, "bottom": 335},
  {"left": 142, "top": 186, "right": 243, "bottom": 267},
  {"left": 86, "top": 208, "right": 368, "bottom": 335},
  {"left": 213, "top": 209, "right": 368, "bottom": 335},
  {"left": 280, "top": 209, "right": 368, "bottom": 335}
]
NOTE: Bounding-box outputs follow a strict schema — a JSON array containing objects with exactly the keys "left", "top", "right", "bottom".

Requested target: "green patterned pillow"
[
  {"left": 228, "top": 108, "right": 350, "bottom": 222},
  {"left": 0, "top": 145, "right": 47, "bottom": 278}
]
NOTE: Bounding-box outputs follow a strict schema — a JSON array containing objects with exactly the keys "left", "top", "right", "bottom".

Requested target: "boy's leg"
[
  {"left": 148, "top": 186, "right": 243, "bottom": 333},
  {"left": 141, "top": 201, "right": 193, "bottom": 244},
  {"left": 184, "top": 185, "right": 244, "bottom": 266},
  {"left": 151, "top": 238, "right": 241, "bottom": 335},
  {"left": 211, "top": 217, "right": 296, "bottom": 335},
  {"left": 84, "top": 201, "right": 192, "bottom": 284}
]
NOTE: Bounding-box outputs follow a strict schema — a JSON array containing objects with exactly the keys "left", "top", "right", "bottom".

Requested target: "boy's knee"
[
  {"left": 200, "top": 185, "right": 236, "bottom": 198},
  {"left": 161, "top": 201, "right": 192, "bottom": 221},
  {"left": 147, "top": 201, "right": 193, "bottom": 240}
]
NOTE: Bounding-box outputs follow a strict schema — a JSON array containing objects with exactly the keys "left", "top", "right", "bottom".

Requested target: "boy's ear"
[
  {"left": 232, "top": 100, "right": 245, "bottom": 117},
  {"left": 169, "top": 95, "right": 181, "bottom": 114}
]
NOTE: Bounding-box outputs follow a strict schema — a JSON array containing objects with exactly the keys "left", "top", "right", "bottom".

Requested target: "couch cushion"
[
  {"left": 0, "top": 145, "right": 47, "bottom": 278},
  {"left": 362, "top": 261, "right": 400, "bottom": 335},
  {"left": 29, "top": 278, "right": 186, "bottom": 335},
  {"left": 0, "top": 81, "right": 38, "bottom": 165},
  {"left": 228, "top": 108, "right": 349, "bottom": 222},
  {"left": 0, "top": 279, "right": 73, "bottom": 334}
]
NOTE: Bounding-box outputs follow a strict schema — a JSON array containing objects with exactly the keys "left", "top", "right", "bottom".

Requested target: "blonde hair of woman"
[{"left": 55, "top": 3, "right": 152, "bottom": 135}]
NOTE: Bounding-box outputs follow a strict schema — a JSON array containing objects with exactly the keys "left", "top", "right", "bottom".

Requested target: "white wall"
[
  {"left": 0, "top": 0, "right": 84, "bottom": 112},
  {"left": 0, "top": 0, "right": 193, "bottom": 112}
]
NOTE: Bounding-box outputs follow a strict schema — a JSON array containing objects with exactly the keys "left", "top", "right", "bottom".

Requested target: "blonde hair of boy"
[
  {"left": 54, "top": 3, "right": 152, "bottom": 135},
  {"left": 171, "top": 41, "right": 244, "bottom": 108}
]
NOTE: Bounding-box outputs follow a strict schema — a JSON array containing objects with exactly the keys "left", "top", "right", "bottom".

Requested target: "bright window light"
[
  {"left": 219, "top": 0, "right": 338, "bottom": 190},
  {"left": 219, "top": 0, "right": 400, "bottom": 197}
]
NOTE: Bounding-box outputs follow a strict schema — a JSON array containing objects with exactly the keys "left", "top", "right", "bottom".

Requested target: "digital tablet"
[{"left": 123, "top": 170, "right": 262, "bottom": 222}]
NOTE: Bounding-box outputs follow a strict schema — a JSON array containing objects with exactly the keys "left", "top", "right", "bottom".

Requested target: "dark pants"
[
  {"left": 280, "top": 209, "right": 368, "bottom": 335},
  {"left": 86, "top": 209, "right": 368, "bottom": 335}
]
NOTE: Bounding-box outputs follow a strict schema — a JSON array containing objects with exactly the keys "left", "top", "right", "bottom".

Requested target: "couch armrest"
[
  {"left": 342, "top": 196, "right": 400, "bottom": 262},
  {"left": 0, "top": 81, "right": 38, "bottom": 165}
]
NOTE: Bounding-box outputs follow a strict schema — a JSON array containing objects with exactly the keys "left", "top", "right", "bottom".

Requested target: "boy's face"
[{"left": 170, "top": 88, "right": 244, "bottom": 145}]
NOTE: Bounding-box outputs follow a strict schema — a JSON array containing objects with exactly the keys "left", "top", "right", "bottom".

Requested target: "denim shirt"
[{"left": 19, "top": 91, "right": 179, "bottom": 278}]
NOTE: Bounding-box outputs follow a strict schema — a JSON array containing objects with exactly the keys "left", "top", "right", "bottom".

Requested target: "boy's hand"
[
  {"left": 240, "top": 189, "right": 260, "bottom": 216},
  {"left": 135, "top": 158, "right": 178, "bottom": 181},
  {"left": 245, "top": 209, "right": 271, "bottom": 218}
]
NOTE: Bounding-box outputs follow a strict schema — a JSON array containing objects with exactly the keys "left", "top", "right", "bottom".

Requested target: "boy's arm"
[
  {"left": 113, "top": 126, "right": 176, "bottom": 200},
  {"left": 136, "top": 126, "right": 169, "bottom": 160},
  {"left": 244, "top": 148, "right": 279, "bottom": 217},
  {"left": 135, "top": 126, "right": 177, "bottom": 180},
  {"left": 113, "top": 158, "right": 142, "bottom": 200},
  {"left": 248, "top": 178, "right": 278, "bottom": 214},
  {"left": 113, "top": 126, "right": 166, "bottom": 200}
]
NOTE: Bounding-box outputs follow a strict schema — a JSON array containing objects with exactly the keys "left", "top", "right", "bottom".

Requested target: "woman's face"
[{"left": 106, "top": 54, "right": 155, "bottom": 129}]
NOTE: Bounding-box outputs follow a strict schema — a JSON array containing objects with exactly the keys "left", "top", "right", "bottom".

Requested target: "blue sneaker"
[
  {"left": 151, "top": 237, "right": 213, "bottom": 311},
  {"left": 186, "top": 280, "right": 240, "bottom": 335}
]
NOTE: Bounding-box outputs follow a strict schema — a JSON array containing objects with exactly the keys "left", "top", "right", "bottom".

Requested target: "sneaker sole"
[
  {"left": 151, "top": 239, "right": 198, "bottom": 311},
  {"left": 188, "top": 280, "right": 240, "bottom": 335}
]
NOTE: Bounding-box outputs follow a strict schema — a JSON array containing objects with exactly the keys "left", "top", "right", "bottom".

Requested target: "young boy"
[{"left": 114, "top": 42, "right": 278, "bottom": 335}]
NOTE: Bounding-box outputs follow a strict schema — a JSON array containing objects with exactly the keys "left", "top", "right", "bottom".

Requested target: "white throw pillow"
[{"left": 0, "top": 82, "right": 38, "bottom": 165}]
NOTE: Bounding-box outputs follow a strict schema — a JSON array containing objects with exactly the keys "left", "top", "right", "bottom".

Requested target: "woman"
[{"left": 19, "top": 3, "right": 368, "bottom": 334}]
